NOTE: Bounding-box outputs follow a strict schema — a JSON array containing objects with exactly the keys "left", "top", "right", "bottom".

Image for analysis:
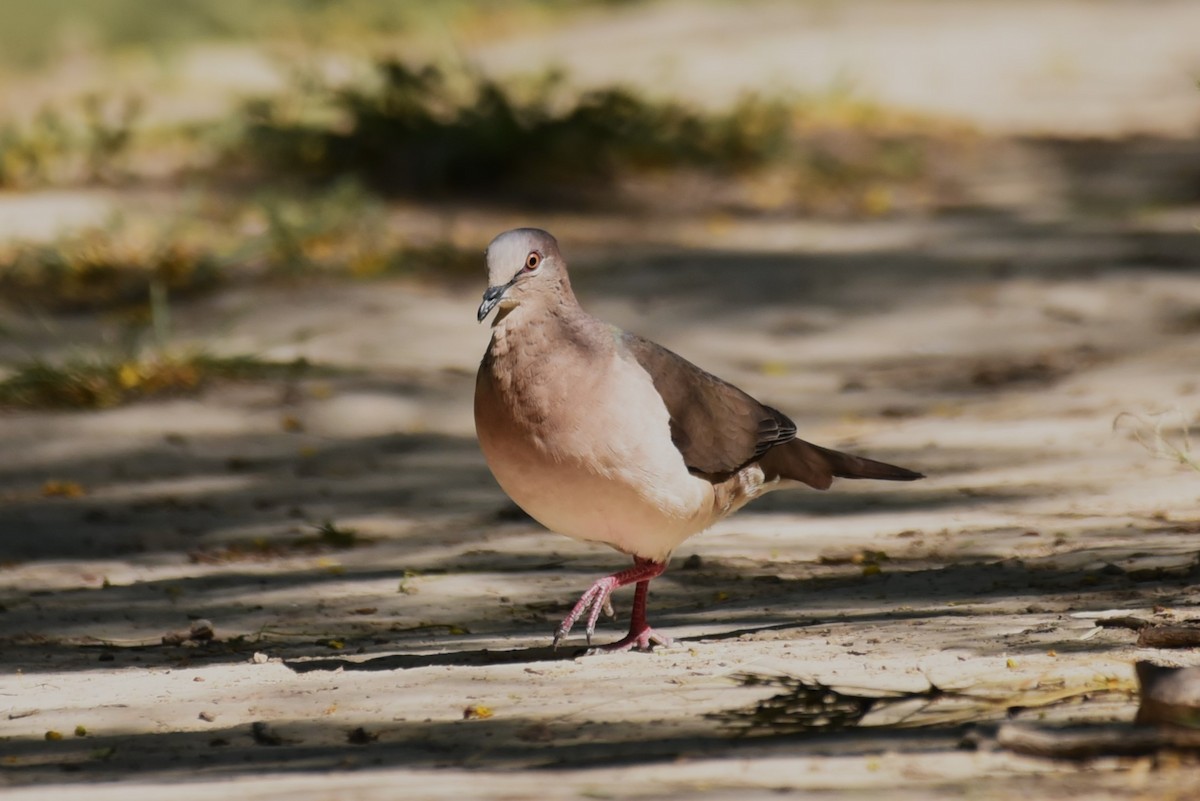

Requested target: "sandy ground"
[
  {"left": 474, "top": 0, "right": 1200, "bottom": 136},
  {"left": 3, "top": 2, "right": 1200, "bottom": 799},
  {"left": 3, "top": 209, "right": 1199, "bottom": 798},
  {"left": 2, "top": 0, "right": 1198, "bottom": 138}
]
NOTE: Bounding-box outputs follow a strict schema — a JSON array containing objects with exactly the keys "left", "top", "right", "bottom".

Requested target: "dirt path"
[
  {"left": 3, "top": 207, "right": 1199, "bottom": 798},
  {"left": 3, "top": 1, "right": 1200, "bottom": 798},
  {"left": 474, "top": 0, "right": 1200, "bottom": 136}
]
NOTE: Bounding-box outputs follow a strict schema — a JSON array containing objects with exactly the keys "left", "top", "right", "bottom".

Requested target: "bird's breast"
[{"left": 474, "top": 321, "right": 718, "bottom": 560}]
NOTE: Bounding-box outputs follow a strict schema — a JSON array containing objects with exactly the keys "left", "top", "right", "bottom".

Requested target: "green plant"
[
  {"left": 229, "top": 60, "right": 966, "bottom": 214},
  {"left": 0, "top": 94, "right": 142, "bottom": 188},
  {"left": 307, "top": 520, "right": 361, "bottom": 549},
  {"left": 0, "top": 351, "right": 307, "bottom": 410},
  {"left": 0, "top": 222, "right": 221, "bottom": 312},
  {"left": 234, "top": 62, "right": 795, "bottom": 196},
  {"left": 1114, "top": 410, "right": 1199, "bottom": 473}
]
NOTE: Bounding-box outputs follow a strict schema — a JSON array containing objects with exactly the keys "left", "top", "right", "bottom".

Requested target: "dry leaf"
[
  {"left": 463, "top": 705, "right": 494, "bottom": 720},
  {"left": 42, "top": 480, "right": 85, "bottom": 498}
]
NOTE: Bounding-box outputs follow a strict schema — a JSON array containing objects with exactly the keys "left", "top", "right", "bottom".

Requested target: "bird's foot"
[
  {"left": 553, "top": 576, "right": 619, "bottom": 648},
  {"left": 587, "top": 624, "right": 673, "bottom": 654},
  {"left": 552, "top": 558, "right": 667, "bottom": 649}
]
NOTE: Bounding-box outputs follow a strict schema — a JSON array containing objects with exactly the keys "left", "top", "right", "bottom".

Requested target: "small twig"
[
  {"left": 997, "top": 723, "right": 1200, "bottom": 760},
  {"left": 1095, "top": 616, "right": 1152, "bottom": 632},
  {"left": 1114, "top": 409, "right": 1200, "bottom": 473},
  {"left": 1137, "top": 625, "right": 1200, "bottom": 649}
]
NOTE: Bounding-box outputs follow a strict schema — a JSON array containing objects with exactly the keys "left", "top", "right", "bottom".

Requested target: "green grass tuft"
[
  {"left": 0, "top": 352, "right": 308, "bottom": 410},
  {"left": 227, "top": 60, "right": 967, "bottom": 213},
  {"left": 0, "top": 94, "right": 142, "bottom": 188},
  {"left": 0, "top": 226, "right": 221, "bottom": 313},
  {"left": 0, "top": 182, "right": 481, "bottom": 313},
  {"left": 234, "top": 62, "right": 795, "bottom": 197},
  {"left": 308, "top": 520, "right": 361, "bottom": 550}
]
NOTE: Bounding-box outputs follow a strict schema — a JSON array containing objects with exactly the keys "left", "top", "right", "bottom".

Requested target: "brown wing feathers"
[
  {"left": 621, "top": 332, "right": 922, "bottom": 487},
  {"left": 622, "top": 333, "right": 793, "bottom": 476}
]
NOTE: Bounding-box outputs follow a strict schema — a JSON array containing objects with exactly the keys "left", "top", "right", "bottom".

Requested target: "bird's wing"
[{"left": 620, "top": 332, "right": 796, "bottom": 476}]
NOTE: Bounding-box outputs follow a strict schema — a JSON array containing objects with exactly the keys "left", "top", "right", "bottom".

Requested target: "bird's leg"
[
  {"left": 592, "top": 575, "right": 674, "bottom": 653},
  {"left": 553, "top": 557, "right": 668, "bottom": 649}
]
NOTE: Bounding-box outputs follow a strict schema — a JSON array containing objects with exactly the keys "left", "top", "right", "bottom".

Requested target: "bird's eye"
[{"left": 524, "top": 252, "right": 541, "bottom": 271}]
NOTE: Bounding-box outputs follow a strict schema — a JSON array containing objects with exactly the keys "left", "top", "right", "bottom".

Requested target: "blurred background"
[
  {"left": 3, "top": 1, "right": 1200, "bottom": 791},
  {"left": 2, "top": 0, "right": 1199, "bottom": 598},
  {"left": 0, "top": 0, "right": 1197, "bottom": 397},
  {"left": 3, "top": 0, "right": 1200, "bottom": 605}
]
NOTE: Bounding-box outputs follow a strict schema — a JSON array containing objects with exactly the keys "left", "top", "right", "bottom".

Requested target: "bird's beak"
[{"left": 477, "top": 283, "right": 508, "bottom": 322}]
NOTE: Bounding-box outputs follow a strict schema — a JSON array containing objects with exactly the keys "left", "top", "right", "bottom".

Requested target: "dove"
[{"left": 474, "top": 228, "right": 922, "bottom": 651}]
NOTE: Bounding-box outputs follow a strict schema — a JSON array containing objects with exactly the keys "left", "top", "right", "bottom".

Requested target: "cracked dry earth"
[{"left": 1, "top": 207, "right": 1199, "bottom": 799}]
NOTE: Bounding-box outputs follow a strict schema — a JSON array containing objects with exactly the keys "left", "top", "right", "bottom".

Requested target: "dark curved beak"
[
  {"left": 476, "top": 285, "right": 506, "bottom": 322},
  {"left": 477, "top": 281, "right": 511, "bottom": 322}
]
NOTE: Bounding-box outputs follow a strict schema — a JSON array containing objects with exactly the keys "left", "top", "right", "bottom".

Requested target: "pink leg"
[
  {"left": 594, "top": 576, "right": 674, "bottom": 652},
  {"left": 553, "top": 557, "right": 672, "bottom": 651}
]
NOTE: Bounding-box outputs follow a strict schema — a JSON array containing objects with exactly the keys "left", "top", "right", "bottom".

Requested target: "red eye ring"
[{"left": 525, "top": 252, "right": 541, "bottom": 271}]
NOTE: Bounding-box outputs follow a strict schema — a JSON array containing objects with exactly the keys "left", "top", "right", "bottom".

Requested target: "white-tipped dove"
[{"left": 475, "top": 228, "right": 922, "bottom": 652}]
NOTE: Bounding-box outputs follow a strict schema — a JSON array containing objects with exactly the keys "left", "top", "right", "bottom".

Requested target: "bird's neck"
[{"left": 487, "top": 299, "right": 602, "bottom": 384}]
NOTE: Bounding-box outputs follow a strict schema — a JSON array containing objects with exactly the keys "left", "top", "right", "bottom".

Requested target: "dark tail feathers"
[{"left": 759, "top": 438, "right": 923, "bottom": 491}]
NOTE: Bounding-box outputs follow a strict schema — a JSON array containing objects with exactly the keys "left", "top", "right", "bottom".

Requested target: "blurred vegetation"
[
  {"left": 230, "top": 61, "right": 961, "bottom": 210},
  {"left": 0, "top": 57, "right": 960, "bottom": 318},
  {"left": 0, "top": 0, "right": 615, "bottom": 69},
  {"left": 241, "top": 180, "right": 477, "bottom": 280},
  {"left": 0, "top": 57, "right": 968, "bottom": 337},
  {"left": 0, "top": 56, "right": 961, "bottom": 213},
  {"left": 0, "top": 3, "right": 976, "bottom": 412},
  {"left": 0, "top": 223, "right": 221, "bottom": 312},
  {"left": 0, "top": 351, "right": 307, "bottom": 409},
  {"left": 234, "top": 62, "right": 792, "bottom": 194},
  {"left": 1115, "top": 410, "right": 1200, "bottom": 475},
  {"left": 0, "top": 94, "right": 142, "bottom": 187},
  {"left": 0, "top": 180, "right": 477, "bottom": 315}
]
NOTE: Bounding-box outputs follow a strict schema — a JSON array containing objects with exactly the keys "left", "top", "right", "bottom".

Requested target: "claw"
[
  {"left": 554, "top": 575, "right": 617, "bottom": 648},
  {"left": 587, "top": 625, "right": 673, "bottom": 655},
  {"left": 552, "top": 558, "right": 668, "bottom": 650}
]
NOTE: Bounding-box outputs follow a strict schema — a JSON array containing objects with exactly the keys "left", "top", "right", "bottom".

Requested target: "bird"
[{"left": 474, "top": 228, "right": 923, "bottom": 652}]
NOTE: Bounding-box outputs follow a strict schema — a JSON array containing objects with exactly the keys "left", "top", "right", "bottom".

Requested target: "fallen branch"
[
  {"left": 997, "top": 662, "right": 1200, "bottom": 759},
  {"left": 1137, "top": 626, "right": 1200, "bottom": 649},
  {"left": 1095, "top": 616, "right": 1152, "bottom": 632},
  {"left": 996, "top": 723, "right": 1182, "bottom": 759}
]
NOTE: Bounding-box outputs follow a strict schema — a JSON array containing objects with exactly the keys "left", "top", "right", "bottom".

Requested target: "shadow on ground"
[
  {"left": 2, "top": 138, "right": 1198, "bottom": 791},
  {"left": 0, "top": 712, "right": 975, "bottom": 785}
]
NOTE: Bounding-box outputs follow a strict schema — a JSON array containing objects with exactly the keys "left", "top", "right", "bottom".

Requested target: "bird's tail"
[{"left": 759, "top": 438, "right": 923, "bottom": 491}]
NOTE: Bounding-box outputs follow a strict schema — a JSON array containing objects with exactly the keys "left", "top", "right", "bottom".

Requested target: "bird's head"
[{"left": 477, "top": 228, "right": 569, "bottom": 323}]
